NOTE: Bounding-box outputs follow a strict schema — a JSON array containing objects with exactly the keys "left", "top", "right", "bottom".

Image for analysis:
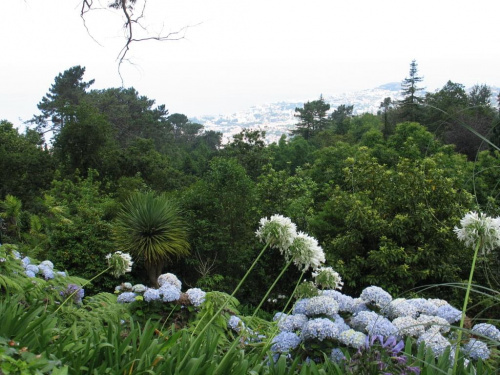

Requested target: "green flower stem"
[
  {"left": 453, "top": 238, "right": 482, "bottom": 374},
  {"left": 283, "top": 270, "right": 307, "bottom": 314},
  {"left": 54, "top": 266, "right": 111, "bottom": 313},
  {"left": 249, "top": 259, "right": 293, "bottom": 324},
  {"left": 181, "top": 242, "right": 270, "bottom": 367}
]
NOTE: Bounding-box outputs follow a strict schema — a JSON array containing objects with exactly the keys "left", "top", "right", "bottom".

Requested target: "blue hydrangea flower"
[
  {"left": 436, "top": 304, "right": 461, "bottom": 324},
  {"left": 122, "top": 282, "right": 133, "bottom": 290},
  {"left": 39, "top": 260, "right": 54, "bottom": 269},
  {"left": 384, "top": 298, "right": 418, "bottom": 319},
  {"left": 186, "top": 288, "right": 206, "bottom": 307},
  {"left": 143, "top": 288, "right": 161, "bottom": 302},
  {"left": 462, "top": 339, "right": 490, "bottom": 360},
  {"left": 117, "top": 292, "right": 137, "bottom": 303},
  {"left": 392, "top": 317, "right": 425, "bottom": 338},
  {"left": 273, "top": 312, "right": 287, "bottom": 322},
  {"left": 39, "top": 266, "right": 54, "bottom": 280},
  {"left": 157, "top": 273, "right": 182, "bottom": 290},
  {"left": 349, "top": 298, "right": 370, "bottom": 314},
  {"left": 360, "top": 286, "right": 392, "bottom": 308},
  {"left": 228, "top": 316, "right": 245, "bottom": 333},
  {"left": 407, "top": 298, "right": 438, "bottom": 316},
  {"left": 339, "top": 329, "right": 367, "bottom": 349},
  {"left": 321, "top": 290, "right": 354, "bottom": 312},
  {"left": 271, "top": 331, "right": 301, "bottom": 353},
  {"left": 21, "top": 256, "right": 30, "bottom": 267},
  {"left": 25, "top": 264, "right": 39, "bottom": 275},
  {"left": 472, "top": 323, "right": 500, "bottom": 342},
  {"left": 25, "top": 270, "right": 36, "bottom": 278},
  {"left": 416, "top": 331, "right": 451, "bottom": 357},
  {"left": 293, "top": 298, "right": 309, "bottom": 315},
  {"left": 366, "top": 317, "right": 397, "bottom": 337},
  {"left": 132, "top": 284, "right": 147, "bottom": 293},
  {"left": 12, "top": 250, "right": 21, "bottom": 259},
  {"left": 277, "top": 313, "right": 308, "bottom": 332},
  {"left": 416, "top": 315, "right": 450, "bottom": 334},
  {"left": 350, "top": 311, "right": 380, "bottom": 332},
  {"left": 330, "top": 348, "right": 346, "bottom": 363},
  {"left": 301, "top": 318, "right": 340, "bottom": 341},
  {"left": 305, "top": 296, "right": 339, "bottom": 317},
  {"left": 159, "top": 284, "right": 181, "bottom": 302}
]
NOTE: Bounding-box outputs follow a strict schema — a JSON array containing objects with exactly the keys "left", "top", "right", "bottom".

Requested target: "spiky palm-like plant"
[{"left": 113, "top": 192, "right": 190, "bottom": 286}]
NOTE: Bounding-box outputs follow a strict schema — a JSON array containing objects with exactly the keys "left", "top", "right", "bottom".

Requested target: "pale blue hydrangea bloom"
[
  {"left": 407, "top": 298, "right": 438, "bottom": 316},
  {"left": 436, "top": 304, "right": 461, "bottom": 323},
  {"left": 339, "top": 329, "right": 367, "bottom": 349},
  {"left": 330, "top": 348, "right": 346, "bottom": 363},
  {"left": 417, "top": 331, "right": 451, "bottom": 358},
  {"left": 39, "top": 266, "right": 54, "bottom": 280},
  {"left": 462, "top": 339, "right": 490, "bottom": 360},
  {"left": 117, "top": 292, "right": 137, "bottom": 303},
  {"left": 293, "top": 298, "right": 309, "bottom": 315},
  {"left": 366, "top": 316, "right": 397, "bottom": 337},
  {"left": 132, "top": 284, "right": 147, "bottom": 293},
  {"left": 228, "top": 316, "right": 245, "bottom": 333},
  {"left": 143, "top": 288, "right": 161, "bottom": 302},
  {"left": 350, "top": 311, "right": 380, "bottom": 332},
  {"left": 12, "top": 250, "right": 21, "bottom": 259},
  {"left": 301, "top": 318, "right": 340, "bottom": 341},
  {"left": 428, "top": 298, "right": 449, "bottom": 308},
  {"left": 186, "top": 288, "right": 206, "bottom": 307},
  {"left": 349, "top": 298, "right": 370, "bottom": 314},
  {"left": 39, "top": 260, "right": 54, "bottom": 269},
  {"left": 159, "top": 284, "right": 181, "bottom": 302},
  {"left": 158, "top": 273, "right": 182, "bottom": 290},
  {"left": 305, "top": 296, "right": 339, "bottom": 317},
  {"left": 273, "top": 312, "right": 287, "bottom": 322},
  {"left": 277, "top": 314, "right": 308, "bottom": 332},
  {"left": 25, "top": 264, "right": 39, "bottom": 275},
  {"left": 122, "top": 282, "right": 133, "bottom": 290},
  {"left": 416, "top": 315, "right": 450, "bottom": 334},
  {"left": 25, "top": 270, "right": 36, "bottom": 278},
  {"left": 255, "top": 214, "right": 297, "bottom": 254},
  {"left": 384, "top": 298, "right": 418, "bottom": 319},
  {"left": 392, "top": 316, "right": 425, "bottom": 338},
  {"left": 360, "top": 286, "right": 392, "bottom": 308},
  {"left": 321, "top": 290, "right": 354, "bottom": 312},
  {"left": 21, "top": 256, "right": 31, "bottom": 267},
  {"left": 471, "top": 323, "right": 500, "bottom": 341},
  {"left": 271, "top": 331, "right": 301, "bottom": 353}
]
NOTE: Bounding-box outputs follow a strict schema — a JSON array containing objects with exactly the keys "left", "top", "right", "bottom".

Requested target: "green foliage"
[
  {"left": 114, "top": 191, "right": 190, "bottom": 286},
  {"left": 291, "top": 96, "right": 331, "bottom": 140}
]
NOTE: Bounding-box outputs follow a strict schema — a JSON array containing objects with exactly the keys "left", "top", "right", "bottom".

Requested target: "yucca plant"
[{"left": 113, "top": 192, "right": 190, "bottom": 287}]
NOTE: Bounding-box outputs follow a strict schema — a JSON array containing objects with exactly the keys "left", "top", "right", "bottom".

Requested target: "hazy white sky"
[{"left": 1, "top": 0, "right": 499, "bottom": 129}]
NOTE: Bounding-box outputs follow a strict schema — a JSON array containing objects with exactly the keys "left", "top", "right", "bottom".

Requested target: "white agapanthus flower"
[
  {"left": 106, "top": 251, "right": 134, "bottom": 277},
  {"left": 287, "top": 232, "right": 325, "bottom": 271},
  {"left": 312, "top": 267, "right": 343, "bottom": 290},
  {"left": 255, "top": 214, "right": 297, "bottom": 254},
  {"left": 454, "top": 211, "right": 500, "bottom": 253}
]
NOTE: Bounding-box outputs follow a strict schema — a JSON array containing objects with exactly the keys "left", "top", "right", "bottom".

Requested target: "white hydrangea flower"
[
  {"left": 186, "top": 288, "right": 206, "bottom": 307},
  {"left": 454, "top": 211, "right": 500, "bottom": 253},
  {"left": 255, "top": 214, "right": 297, "bottom": 254},
  {"left": 392, "top": 316, "right": 425, "bottom": 338},
  {"left": 157, "top": 273, "right": 182, "bottom": 290}
]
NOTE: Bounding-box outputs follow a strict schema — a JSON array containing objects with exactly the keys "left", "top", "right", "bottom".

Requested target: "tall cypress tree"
[{"left": 399, "top": 60, "right": 424, "bottom": 122}]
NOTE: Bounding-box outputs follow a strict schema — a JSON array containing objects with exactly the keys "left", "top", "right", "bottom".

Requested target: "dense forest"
[{"left": 2, "top": 61, "right": 500, "bottom": 373}]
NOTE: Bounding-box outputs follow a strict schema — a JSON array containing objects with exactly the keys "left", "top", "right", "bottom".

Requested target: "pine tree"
[{"left": 398, "top": 60, "right": 424, "bottom": 122}]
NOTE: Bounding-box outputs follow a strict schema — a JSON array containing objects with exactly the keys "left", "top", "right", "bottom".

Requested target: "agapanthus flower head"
[
  {"left": 60, "top": 283, "right": 85, "bottom": 304},
  {"left": 255, "top": 214, "right": 297, "bottom": 253},
  {"left": 157, "top": 273, "right": 182, "bottom": 290},
  {"left": 271, "top": 331, "right": 301, "bottom": 353},
  {"left": 360, "top": 286, "right": 392, "bottom": 308},
  {"left": 294, "top": 280, "right": 319, "bottom": 299},
  {"left": 106, "top": 251, "right": 133, "bottom": 278},
  {"left": 186, "top": 288, "right": 206, "bottom": 307},
  {"left": 287, "top": 232, "right": 325, "bottom": 271},
  {"left": 117, "top": 292, "right": 137, "bottom": 303},
  {"left": 159, "top": 283, "right": 181, "bottom": 302},
  {"left": 462, "top": 339, "right": 490, "bottom": 360},
  {"left": 312, "top": 267, "right": 343, "bottom": 290},
  {"left": 454, "top": 211, "right": 500, "bottom": 252},
  {"left": 471, "top": 323, "right": 500, "bottom": 342}
]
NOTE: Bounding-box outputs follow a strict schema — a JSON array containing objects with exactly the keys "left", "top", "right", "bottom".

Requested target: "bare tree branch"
[{"left": 80, "top": 0, "right": 199, "bottom": 85}]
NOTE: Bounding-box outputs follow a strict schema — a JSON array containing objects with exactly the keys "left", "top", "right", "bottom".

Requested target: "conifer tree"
[{"left": 398, "top": 60, "right": 424, "bottom": 122}]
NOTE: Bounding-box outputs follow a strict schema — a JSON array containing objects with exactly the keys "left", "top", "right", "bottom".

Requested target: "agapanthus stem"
[
  {"left": 54, "top": 266, "right": 111, "bottom": 313},
  {"left": 452, "top": 238, "right": 482, "bottom": 374}
]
